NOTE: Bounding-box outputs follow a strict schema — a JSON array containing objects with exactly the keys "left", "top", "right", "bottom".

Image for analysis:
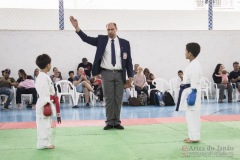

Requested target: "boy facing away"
[{"left": 35, "top": 54, "right": 60, "bottom": 149}]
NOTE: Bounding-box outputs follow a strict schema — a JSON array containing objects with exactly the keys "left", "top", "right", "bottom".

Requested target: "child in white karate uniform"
[
  {"left": 176, "top": 43, "right": 202, "bottom": 143},
  {"left": 35, "top": 54, "right": 60, "bottom": 149}
]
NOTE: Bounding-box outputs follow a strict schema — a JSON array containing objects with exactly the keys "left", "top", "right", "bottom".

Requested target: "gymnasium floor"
[{"left": 0, "top": 99, "right": 240, "bottom": 160}]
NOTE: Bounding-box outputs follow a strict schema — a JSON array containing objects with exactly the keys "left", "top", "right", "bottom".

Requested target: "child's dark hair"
[
  {"left": 36, "top": 54, "right": 51, "bottom": 69},
  {"left": 186, "top": 42, "right": 201, "bottom": 57},
  {"left": 68, "top": 71, "right": 74, "bottom": 75},
  {"left": 178, "top": 70, "right": 183, "bottom": 74},
  {"left": 222, "top": 70, "right": 227, "bottom": 74}
]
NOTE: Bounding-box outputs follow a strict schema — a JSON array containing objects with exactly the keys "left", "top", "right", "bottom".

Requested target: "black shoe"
[
  {"left": 86, "top": 103, "right": 91, "bottom": 108},
  {"left": 26, "top": 105, "right": 32, "bottom": 108},
  {"left": 218, "top": 100, "right": 223, "bottom": 103},
  {"left": 114, "top": 124, "right": 124, "bottom": 130},
  {"left": 228, "top": 100, "right": 232, "bottom": 103},
  {"left": 103, "top": 124, "right": 113, "bottom": 130},
  {"left": 72, "top": 105, "right": 79, "bottom": 108},
  {"left": 3, "top": 105, "right": 9, "bottom": 110}
]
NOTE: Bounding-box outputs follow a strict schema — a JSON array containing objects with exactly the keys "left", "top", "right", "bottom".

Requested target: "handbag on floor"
[{"left": 128, "top": 97, "right": 141, "bottom": 106}]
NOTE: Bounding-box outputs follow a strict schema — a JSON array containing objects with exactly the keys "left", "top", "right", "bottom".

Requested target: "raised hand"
[{"left": 69, "top": 16, "right": 80, "bottom": 31}]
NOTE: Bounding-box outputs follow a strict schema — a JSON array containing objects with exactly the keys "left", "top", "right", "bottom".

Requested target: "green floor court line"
[{"left": 0, "top": 121, "right": 239, "bottom": 160}]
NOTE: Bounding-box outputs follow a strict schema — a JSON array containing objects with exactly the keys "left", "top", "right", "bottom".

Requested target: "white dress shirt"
[{"left": 100, "top": 37, "right": 122, "bottom": 70}]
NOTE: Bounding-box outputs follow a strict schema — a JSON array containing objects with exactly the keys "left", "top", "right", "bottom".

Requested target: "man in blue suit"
[{"left": 70, "top": 16, "right": 133, "bottom": 130}]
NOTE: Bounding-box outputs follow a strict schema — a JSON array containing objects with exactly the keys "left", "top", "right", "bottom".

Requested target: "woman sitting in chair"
[
  {"left": 16, "top": 69, "right": 37, "bottom": 109},
  {"left": 212, "top": 64, "right": 233, "bottom": 103},
  {"left": 133, "top": 66, "right": 149, "bottom": 100},
  {"left": 143, "top": 68, "right": 155, "bottom": 89}
]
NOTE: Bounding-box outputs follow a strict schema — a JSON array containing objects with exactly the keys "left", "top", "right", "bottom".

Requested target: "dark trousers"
[
  {"left": 16, "top": 88, "right": 37, "bottom": 104},
  {"left": 135, "top": 86, "right": 149, "bottom": 98},
  {"left": 101, "top": 70, "right": 124, "bottom": 126},
  {"left": 0, "top": 87, "right": 14, "bottom": 107},
  {"left": 217, "top": 83, "right": 233, "bottom": 100}
]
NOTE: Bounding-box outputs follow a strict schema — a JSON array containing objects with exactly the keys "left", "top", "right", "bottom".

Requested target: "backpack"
[
  {"left": 138, "top": 93, "right": 148, "bottom": 106},
  {"left": 128, "top": 97, "right": 141, "bottom": 106},
  {"left": 163, "top": 91, "right": 175, "bottom": 106},
  {"left": 150, "top": 89, "right": 159, "bottom": 105},
  {"left": 154, "top": 91, "right": 165, "bottom": 106}
]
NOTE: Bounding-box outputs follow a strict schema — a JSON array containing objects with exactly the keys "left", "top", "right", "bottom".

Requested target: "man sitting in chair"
[
  {"left": 0, "top": 69, "right": 17, "bottom": 109},
  {"left": 229, "top": 61, "right": 240, "bottom": 102},
  {"left": 73, "top": 67, "right": 94, "bottom": 108}
]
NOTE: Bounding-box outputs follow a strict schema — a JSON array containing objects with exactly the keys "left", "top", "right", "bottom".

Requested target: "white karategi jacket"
[{"left": 178, "top": 59, "right": 202, "bottom": 111}]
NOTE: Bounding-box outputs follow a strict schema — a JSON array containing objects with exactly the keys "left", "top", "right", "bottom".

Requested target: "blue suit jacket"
[{"left": 76, "top": 30, "right": 133, "bottom": 83}]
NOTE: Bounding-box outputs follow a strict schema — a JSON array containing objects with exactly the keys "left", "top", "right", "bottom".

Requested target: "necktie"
[{"left": 111, "top": 39, "right": 116, "bottom": 66}]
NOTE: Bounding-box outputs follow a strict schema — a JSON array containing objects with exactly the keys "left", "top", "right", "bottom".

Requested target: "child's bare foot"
[
  {"left": 184, "top": 139, "right": 200, "bottom": 143},
  {"left": 183, "top": 138, "right": 190, "bottom": 142},
  {"left": 47, "top": 145, "right": 55, "bottom": 149}
]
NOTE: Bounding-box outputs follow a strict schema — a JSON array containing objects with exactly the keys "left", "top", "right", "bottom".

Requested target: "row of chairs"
[
  {"left": 155, "top": 77, "right": 239, "bottom": 102},
  {"left": 2, "top": 79, "right": 238, "bottom": 107},
  {"left": 0, "top": 87, "right": 33, "bottom": 106},
  {"left": 214, "top": 83, "right": 239, "bottom": 102},
  {"left": 0, "top": 80, "right": 96, "bottom": 107}
]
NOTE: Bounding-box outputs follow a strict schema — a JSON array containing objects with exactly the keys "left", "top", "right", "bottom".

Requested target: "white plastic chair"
[
  {"left": 55, "top": 80, "right": 75, "bottom": 105},
  {"left": 200, "top": 78, "right": 209, "bottom": 102},
  {"left": 201, "top": 77, "right": 212, "bottom": 99},
  {"left": 232, "top": 83, "right": 240, "bottom": 101},
  {"left": 214, "top": 82, "right": 236, "bottom": 102},
  {"left": 74, "top": 88, "right": 85, "bottom": 105},
  {"left": 130, "top": 81, "right": 139, "bottom": 98},
  {"left": 152, "top": 78, "right": 171, "bottom": 93},
  {"left": 21, "top": 94, "right": 33, "bottom": 104},
  {"left": 74, "top": 84, "right": 85, "bottom": 103},
  {"left": 129, "top": 86, "right": 138, "bottom": 98},
  {"left": 74, "top": 86, "right": 96, "bottom": 107},
  {"left": 89, "top": 91, "right": 96, "bottom": 106}
]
